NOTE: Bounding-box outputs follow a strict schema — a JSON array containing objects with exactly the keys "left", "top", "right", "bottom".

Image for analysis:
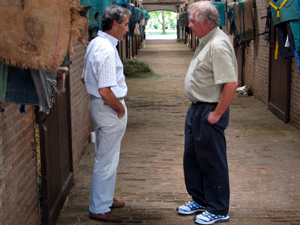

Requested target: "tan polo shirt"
[{"left": 185, "top": 27, "right": 238, "bottom": 103}]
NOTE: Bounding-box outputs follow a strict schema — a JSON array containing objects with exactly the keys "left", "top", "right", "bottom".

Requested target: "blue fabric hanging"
[
  {"left": 6, "top": 67, "right": 39, "bottom": 106},
  {"left": 213, "top": 2, "right": 226, "bottom": 27},
  {"left": 6, "top": 67, "right": 57, "bottom": 114},
  {"left": 270, "top": 0, "right": 299, "bottom": 25},
  {"left": 289, "top": 20, "right": 300, "bottom": 52},
  {"left": 134, "top": 7, "right": 143, "bottom": 21},
  {"left": 142, "top": 9, "right": 150, "bottom": 19},
  {"left": 88, "top": 0, "right": 113, "bottom": 30},
  {"left": 115, "top": 0, "right": 132, "bottom": 12},
  {"left": 80, "top": 0, "right": 92, "bottom": 17},
  {"left": 294, "top": 50, "right": 300, "bottom": 70},
  {"left": 297, "top": 0, "right": 300, "bottom": 13},
  {"left": 227, "top": 2, "right": 239, "bottom": 38}
]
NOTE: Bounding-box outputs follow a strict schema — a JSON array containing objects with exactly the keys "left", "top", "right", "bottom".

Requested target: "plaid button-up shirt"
[{"left": 82, "top": 30, "right": 127, "bottom": 98}]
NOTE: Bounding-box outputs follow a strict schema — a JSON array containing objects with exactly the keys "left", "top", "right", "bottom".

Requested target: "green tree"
[
  {"left": 165, "top": 11, "right": 177, "bottom": 29},
  {"left": 148, "top": 11, "right": 177, "bottom": 33},
  {"left": 149, "top": 11, "right": 166, "bottom": 34}
]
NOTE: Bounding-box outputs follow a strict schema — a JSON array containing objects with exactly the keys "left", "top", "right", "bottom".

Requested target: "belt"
[
  {"left": 193, "top": 101, "right": 218, "bottom": 105},
  {"left": 90, "top": 95, "right": 124, "bottom": 101},
  {"left": 103, "top": 97, "right": 124, "bottom": 105}
]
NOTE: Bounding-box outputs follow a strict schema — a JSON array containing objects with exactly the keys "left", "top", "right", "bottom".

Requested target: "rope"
[
  {"left": 275, "top": 37, "right": 279, "bottom": 60},
  {"left": 227, "top": 2, "right": 239, "bottom": 39}
]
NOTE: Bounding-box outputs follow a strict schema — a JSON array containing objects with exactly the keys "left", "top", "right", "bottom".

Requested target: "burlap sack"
[
  {"left": 69, "top": 0, "right": 89, "bottom": 54},
  {"left": 0, "top": 0, "right": 70, "bottom": 71}
]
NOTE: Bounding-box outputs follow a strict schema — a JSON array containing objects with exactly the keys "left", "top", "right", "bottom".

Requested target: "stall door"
[
  {"left": 39, "top": 73, "right": 74, "bottom": 225},
  {"left": 268, "top": 16, "right": 291, "bottom": 123},
  {"left": 235, "top": 46, "right": 244, "bottom": 86}
]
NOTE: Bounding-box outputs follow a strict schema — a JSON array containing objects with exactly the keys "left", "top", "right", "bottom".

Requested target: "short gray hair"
[
  {"left": 189, "top": 1, "right": 220, "bottom": 28},
  {"left": 101, "top": 5, "right": 132, "bottom": 31}
]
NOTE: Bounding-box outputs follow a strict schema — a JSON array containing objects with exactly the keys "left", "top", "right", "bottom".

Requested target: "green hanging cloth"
[
  {"left": 213, "top": 2, "right": 226, "bottom": 27},
  {"left": 269, "top": 0, "right": 299, "bottom": 25},
  {"left": 0, "top": 62, "right": 8, "bottom": 103}
]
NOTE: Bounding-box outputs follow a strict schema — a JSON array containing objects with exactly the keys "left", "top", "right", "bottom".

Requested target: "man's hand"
[
  {"left": 208, "top": 111, "right": 221, "bottom": 125},
  {"left": 99, "top": 87, "right": 125, "bottom": 119},
  {"left": 208, "top": 81, "right": 238, "bottom": 124},
  {"left": 117, "top": 108, "right": 125, "bottom": 119}
]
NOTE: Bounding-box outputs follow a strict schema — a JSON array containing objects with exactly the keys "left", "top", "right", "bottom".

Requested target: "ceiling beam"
[
  {"left": 140, "top": 0, "right": 185, "bottom": 12},
  {"left": 141, "top": 1, "right": 184, "bottom": 4}
]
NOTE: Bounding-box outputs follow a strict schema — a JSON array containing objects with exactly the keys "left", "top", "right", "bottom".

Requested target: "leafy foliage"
[{"left": 147, "top": 11, "right": 177, "bottom": 33}]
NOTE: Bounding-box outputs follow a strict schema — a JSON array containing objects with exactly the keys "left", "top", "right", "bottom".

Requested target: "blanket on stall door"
[{"left": 228, "top": 0, "right": 254, "bottom": 43}]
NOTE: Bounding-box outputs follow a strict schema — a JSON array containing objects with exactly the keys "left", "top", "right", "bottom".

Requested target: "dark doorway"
[{"left": 268, "top": 16, "right": 291, "bottom": 123}]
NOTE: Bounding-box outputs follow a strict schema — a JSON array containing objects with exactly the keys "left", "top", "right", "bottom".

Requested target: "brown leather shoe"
[
  {"left": 89, "top": 211, "right": 122, "bottom": 222},
  {"left": 110, "top": 198, "right": 125, "bottom": 208}
]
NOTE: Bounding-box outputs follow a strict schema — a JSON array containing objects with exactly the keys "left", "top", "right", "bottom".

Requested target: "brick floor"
[{"left": 56, "top": 40, "right": 300, "bottom": 225}]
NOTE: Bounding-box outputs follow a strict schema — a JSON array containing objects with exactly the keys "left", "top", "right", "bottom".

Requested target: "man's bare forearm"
[{"left": 208, "top": 81, "right": 238, "bottom": 124}]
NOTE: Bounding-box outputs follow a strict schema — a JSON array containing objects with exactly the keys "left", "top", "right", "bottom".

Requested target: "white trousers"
[{"left": 88, "top": 96, "right": 127, "bottom": 214}]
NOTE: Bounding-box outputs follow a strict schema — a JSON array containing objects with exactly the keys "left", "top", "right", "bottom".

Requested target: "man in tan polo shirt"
[{"left": 176, "top": 1, "right": 238, "bottom": 225}]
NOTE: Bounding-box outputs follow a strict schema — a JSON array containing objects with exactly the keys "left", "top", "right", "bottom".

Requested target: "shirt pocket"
[{"left": 192, "top": 55, "right": 211, "bottom": 80}]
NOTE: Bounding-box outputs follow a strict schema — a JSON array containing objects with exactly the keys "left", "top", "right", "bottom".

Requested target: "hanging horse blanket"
[
  {"left": 0, "top": 0, "right": 70, "bottom": 71},
  {"left": 270, "top": 0, "right": 300, "bottom": 52},
  {"left": 269, "top": 0, "right": 299, "bottom": 25},
  {"left": 213, "top": 2, "right": 226, "bottom": 27},
  {"left": 228, "top": 0, "right": 254, "bottom": 42},
  {"left": 276, "top": 21, "right": 296, "bottom": 58},
  {"left": 134, "top": 8, "right": 144, "bottom": 22},
  {"left": 89, "top": 0, "right": 113, "bottom": 29},
  {"left": 290, "top": 20, "right": 300, "bottom": 52},
  {"left": 6, "top": 66, "right": 56, "bottom": 114},
  {"left": 269, "top": 0, "right": 300, "bottom": 69}
]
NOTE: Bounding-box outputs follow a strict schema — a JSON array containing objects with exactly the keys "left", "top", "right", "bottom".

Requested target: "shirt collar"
[
  {"left": 198, "top": 27, "right": 219, "bottom": 45},
  {"left": 97, "top": 30, "right": 118, "bottom": 47}
]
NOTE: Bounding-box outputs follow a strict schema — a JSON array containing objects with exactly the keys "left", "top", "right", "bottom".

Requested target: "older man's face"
[{"left": 188, "top": 10, "right": 206, "bottom": 38}]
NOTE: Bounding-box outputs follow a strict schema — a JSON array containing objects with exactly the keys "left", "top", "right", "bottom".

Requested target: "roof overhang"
[{"left": 140, "top": 0, "right": 186, "bottom": 12}]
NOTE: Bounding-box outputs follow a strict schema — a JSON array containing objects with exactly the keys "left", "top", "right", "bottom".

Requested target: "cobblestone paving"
[{"left": 56, "top": 40, "right": 300, "bottom": 225}]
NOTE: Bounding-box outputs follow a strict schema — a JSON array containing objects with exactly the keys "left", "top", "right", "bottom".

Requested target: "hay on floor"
[{"left": 123, "top": 59, "right": 161, "bottom": 78}]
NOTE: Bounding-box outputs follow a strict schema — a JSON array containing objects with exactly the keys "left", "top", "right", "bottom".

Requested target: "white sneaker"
[
  {"left": 194, "top": 211, "right": 229, "bottom": 224},
  {"left": 176, "top": 200, "right": 206, "bottom": 215}
]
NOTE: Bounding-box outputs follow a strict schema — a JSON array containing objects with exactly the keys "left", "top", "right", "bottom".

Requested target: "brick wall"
[
  {"left": 69, "top": 42, "right": 94, "bottom": 169},
  {"left": 122, "top": 38, "right": 127, "bottom": 60},
  {"left": 246, "top": 0, "right": 270, "bottom": 104},
  {"left": 241, "top": 0, "right": 300, "bottom": 129},
  {"left": 0, "top": 41, "right": 94, "bottom": 225},
  {"left": 0, "top": 104, "right": 40, "bottom": 225},
  {"left": 290, "top": 57, "right": 300, "bottom": 129},
  {"left": 227, "top": 0, "right": 270, "bottom": 104}
]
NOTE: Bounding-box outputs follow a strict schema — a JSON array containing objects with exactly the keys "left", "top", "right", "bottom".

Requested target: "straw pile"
[{"left": 124, "top": 59, "right": 161, "bottom": 78}]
